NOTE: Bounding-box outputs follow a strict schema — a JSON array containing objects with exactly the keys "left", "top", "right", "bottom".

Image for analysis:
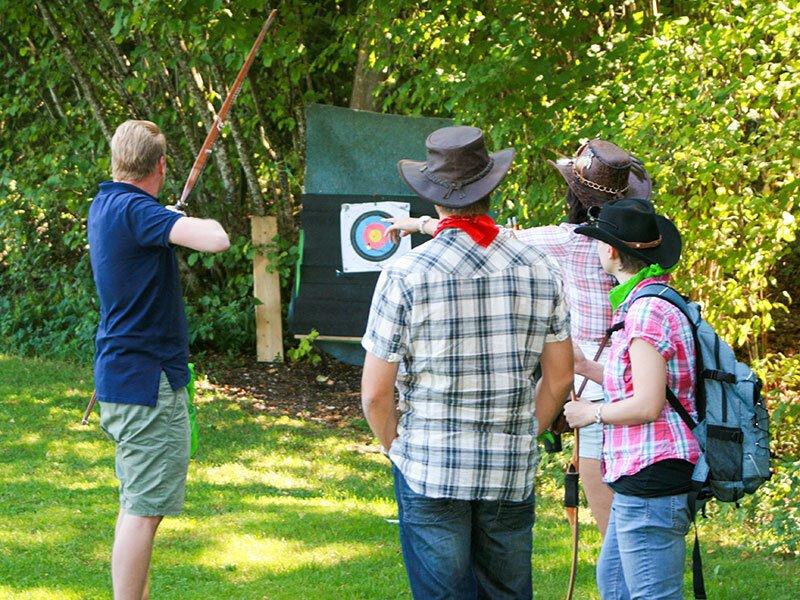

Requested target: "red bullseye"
[{"left": 363, "top": 223, "right": 389, "bottom": 249}]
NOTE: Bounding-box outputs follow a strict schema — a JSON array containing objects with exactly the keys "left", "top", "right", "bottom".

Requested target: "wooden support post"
[{"left": 251, "top": 216, "right": 284, "bottom": 362}]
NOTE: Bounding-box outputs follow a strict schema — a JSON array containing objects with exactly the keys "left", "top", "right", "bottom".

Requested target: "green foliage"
[
  {"left": 754, "top": 353, "right": 800, "bottom": 459},
  {"left": 741, "top": 459, "right": 800, "bottom": 557},
  {"left": 259, "top": 233, "right": 301, "bottom": 291},
  {"left": 183, "top": 235, "right": 257, "bottom": 351},
  {"left": 287, "top": 329, "right": 322, "bottom": 366},
  {"left": 358, "top": 0, "right": 800, "bottom": 360},
  {"left": 743, "top": 353, "right": 800, "bottom": 556}
]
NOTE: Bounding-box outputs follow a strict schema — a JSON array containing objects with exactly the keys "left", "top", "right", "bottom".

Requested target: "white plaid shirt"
[
  {"left": 515, "top": 223, "right": 615, "bottom": 343},
  {"left": 362, "top": 228, "right": 571, "bottom": 501}
]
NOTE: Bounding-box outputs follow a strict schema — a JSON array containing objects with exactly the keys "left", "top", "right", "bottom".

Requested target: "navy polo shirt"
[{"left": 88, "top": 181, "right": 189, "bottom": 406}]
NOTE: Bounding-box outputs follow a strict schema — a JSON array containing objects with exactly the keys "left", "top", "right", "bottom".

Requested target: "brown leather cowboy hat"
[
  {"left": 549, "top": 139, "right": 652, "bottom": 207},
  {"left": 398, "top": 126, "right": 515, "bottom": 208}
]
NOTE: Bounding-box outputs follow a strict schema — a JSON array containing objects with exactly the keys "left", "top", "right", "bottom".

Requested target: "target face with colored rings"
[{"left": 350, "top": 210, "right": 399, "bottom": 261}]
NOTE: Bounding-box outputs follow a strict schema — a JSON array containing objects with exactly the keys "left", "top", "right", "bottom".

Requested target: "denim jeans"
[
  {"left": 597, "top": 492, "right": 691, "bottom": 599},
  {"left": 392, "top": 465, "right": 535, "bottom": 600}
]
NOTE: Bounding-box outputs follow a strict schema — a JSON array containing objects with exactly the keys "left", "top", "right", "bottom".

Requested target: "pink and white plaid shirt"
[
  {"left": 516, "top": 223, "right": 614, "bottom": 343},
  {"left": 601, "top": 275, "right": 702, "bottom": 482}
]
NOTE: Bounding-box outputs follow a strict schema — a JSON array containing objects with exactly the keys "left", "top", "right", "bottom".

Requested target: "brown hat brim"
[
  {"left": 398, "top": 147, "right": 515, "bottom": 208},
  {"left": 548, "top": 156, "right": 652, "bottom": 204}
]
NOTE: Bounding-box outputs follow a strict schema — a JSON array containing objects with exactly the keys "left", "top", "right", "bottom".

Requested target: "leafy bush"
[
  {"left": 741, "top": 459, "right": 800, "bottom": 557},
  {"left": 366, "top": 0, "right": 800, "bottom": 360},
  {"left": 3, "top": 1, "right": 797, "bottom": 363},
  {"left": 287, "top": 329, "right": 322, "bottom": 366}
]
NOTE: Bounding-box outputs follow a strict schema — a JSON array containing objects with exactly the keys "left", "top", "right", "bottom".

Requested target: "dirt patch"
[{"left": 196, "top": 353, "right": 365, "bottom": 427}]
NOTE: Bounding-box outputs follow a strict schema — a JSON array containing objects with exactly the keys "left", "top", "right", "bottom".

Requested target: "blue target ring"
[{"left": 350, "top": 210, "right": 399, "bottom": 261}]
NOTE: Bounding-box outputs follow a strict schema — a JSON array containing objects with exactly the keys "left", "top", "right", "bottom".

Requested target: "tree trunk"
[
  {"left": 247, "top": 70, "right": 296, "bottom": 232},
  {"left": 37, "top": 1, "right": 112, "bottom": 142},
  {"left": 86, "top": 1, "right": 134, "bottom": 77},
  {"left": 46, "top": 86, "right": 68, "bottom": 123},
  {"left": 170, "top": 37, "right": 237, "bottom": 203},
  {"left": 208, "top": 63, "right": 265, "bottom": 214},
  {"left": 349, "top": 39, "right": 384, "bottom": 111},
  {"left": 59, "top": 0, "right": 142, "bottom": 117},
  {"left": 247, "top": 71, "right": 279, "bottom": 161}
]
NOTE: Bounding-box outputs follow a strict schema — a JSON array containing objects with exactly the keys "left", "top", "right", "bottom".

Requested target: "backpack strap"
[
  {"left": 665, "top": 387, "right": 698, "bottom": 431},
  {"left": 688, "top": 490, "right": 708, "bottom": 599}
]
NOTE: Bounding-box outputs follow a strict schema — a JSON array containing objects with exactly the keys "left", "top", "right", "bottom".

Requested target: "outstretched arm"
[
  {"left": 384, "top": 216, "right": 439, "bottom": 243},
  {"left": 168, "top": 216, "right": 230, "bottom": 253}
]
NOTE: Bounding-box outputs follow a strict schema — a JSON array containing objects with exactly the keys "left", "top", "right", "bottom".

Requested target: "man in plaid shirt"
[{"left": 361, "top": 126, "right": 574, "bottom": 599}]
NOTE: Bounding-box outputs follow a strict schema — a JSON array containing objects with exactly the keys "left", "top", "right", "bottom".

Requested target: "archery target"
[{"left": 340, "top": 202, "right": 411, "bottom": 272}]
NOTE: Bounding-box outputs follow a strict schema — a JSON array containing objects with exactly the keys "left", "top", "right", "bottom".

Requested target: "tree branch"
[{"left": 37, "top": 1, "right": 112, "bottom": 142}]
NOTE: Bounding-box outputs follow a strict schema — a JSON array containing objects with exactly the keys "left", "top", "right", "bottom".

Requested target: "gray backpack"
[{"left": 625, "top": 284, "right": 772, "bottom": 599}]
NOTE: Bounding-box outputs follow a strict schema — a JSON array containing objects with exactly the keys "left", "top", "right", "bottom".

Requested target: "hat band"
[
  {"left": 623, "top": 235, "right": 662, "bottom": 249},
  {"left": 572, "top": 163, "right": 629, "bottom": 195},
  {"left": 421, "top": 158, "right": 495, "bottom": 200}
]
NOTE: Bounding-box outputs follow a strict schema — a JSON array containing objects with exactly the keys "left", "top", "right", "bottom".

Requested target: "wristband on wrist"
[
  {"left": 594, "top": 404, "right": 604, "bottom": 425},
  {"left": 418, "top": 215, "right": 432, "bottom": 234}
]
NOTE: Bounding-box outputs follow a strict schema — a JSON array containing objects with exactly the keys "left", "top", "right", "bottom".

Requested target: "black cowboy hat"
[
  {"left": 549, "top": 139, "right": 652, "bottom": 207},
  {"left": 575, "top": 198, "right": 682, "bottom": 269},
  {"left": 398, "top": 126, "right": 515, "bottom": 208}
]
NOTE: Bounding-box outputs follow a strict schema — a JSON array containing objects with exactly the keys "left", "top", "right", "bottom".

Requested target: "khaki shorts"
[{"left": 100, "top": 372, "right": 190, "bottom": 516}]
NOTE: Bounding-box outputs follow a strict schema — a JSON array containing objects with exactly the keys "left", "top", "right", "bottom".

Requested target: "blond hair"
[{"left": 111, "top": 120, "right": 166, "bottom": 181}]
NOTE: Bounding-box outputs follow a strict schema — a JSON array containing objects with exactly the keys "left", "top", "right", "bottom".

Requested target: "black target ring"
[{"left": 349, "top": 210, "right": 400, "bottom": 262}]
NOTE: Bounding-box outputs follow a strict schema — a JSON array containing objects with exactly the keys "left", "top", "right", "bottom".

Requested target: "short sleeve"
[
  {"left": 361, "top": 270, "right": 411, "bottom": 363},
  {"left": 126, "top": 199, "right": 183, "bottom": 248},
  {"left": 516, "top": 224, "right": 571, "bottom": 259},
  {"left": 545, "top": 274, "right": 571, "bottom": 343},
  {"left": 625, "top": 298, "right": 678, "bottom": 361}
]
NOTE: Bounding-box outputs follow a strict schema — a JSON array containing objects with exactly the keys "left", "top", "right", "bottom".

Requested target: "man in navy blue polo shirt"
[{"left": 89, "top": 120, "right": 230, "bottom": 600}]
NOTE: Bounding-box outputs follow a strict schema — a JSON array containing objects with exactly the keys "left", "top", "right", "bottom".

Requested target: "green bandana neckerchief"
[{"left": 609, "top": 263, "right": 675, "bottom": 311}]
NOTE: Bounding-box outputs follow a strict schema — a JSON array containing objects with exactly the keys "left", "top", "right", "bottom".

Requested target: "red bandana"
[{"left": 433, "top": 215, "right": 500, "bottom": 248}]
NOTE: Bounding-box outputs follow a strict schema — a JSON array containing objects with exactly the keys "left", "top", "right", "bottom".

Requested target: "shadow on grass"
[{"left": 0, "top": 495, "right": 597, "bottom": 600}]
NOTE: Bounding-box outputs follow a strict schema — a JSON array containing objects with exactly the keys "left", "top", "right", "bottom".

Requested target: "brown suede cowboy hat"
[
  {"left": 398, "top": 126, "right": 515, "bottom": 208},
  {"left": 549, "top": 139, "right": 652, "bottom": 207},
  {"left": 575, "top": 198, "right": 682, "bottom": 269}
]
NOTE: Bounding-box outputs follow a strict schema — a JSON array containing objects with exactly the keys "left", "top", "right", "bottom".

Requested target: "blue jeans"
[
  {"left": 597, "top": 492, "right": 691, "bottom": 599},
  {"left": 392, "top": 465, "right": 535, "bottom": 600}
]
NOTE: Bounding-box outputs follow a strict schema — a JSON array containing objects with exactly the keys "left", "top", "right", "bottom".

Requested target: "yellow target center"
[{"left": 368, "top": 230, "right": 383, "bottom": 243}]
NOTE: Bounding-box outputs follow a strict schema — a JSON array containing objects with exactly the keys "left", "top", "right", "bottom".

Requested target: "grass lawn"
[{"left": 0, "top": 354, "right": 797, "bottom": 599}]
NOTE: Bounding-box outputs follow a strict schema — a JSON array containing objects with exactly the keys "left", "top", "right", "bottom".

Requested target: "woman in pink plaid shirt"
[
  {"left": 565, "top": 198, "right": 701, "bottom": 599},
  {"left": 387, "top": 139, "right": 652, "bottom": 537}
]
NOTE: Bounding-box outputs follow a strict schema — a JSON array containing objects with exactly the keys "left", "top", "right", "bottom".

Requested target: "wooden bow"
[
  {"left": 564, "top": 332, "right": 613, "bottom": 599},
  {"left": 175, "top": 8, "right": 278, "bottom": 212}
]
